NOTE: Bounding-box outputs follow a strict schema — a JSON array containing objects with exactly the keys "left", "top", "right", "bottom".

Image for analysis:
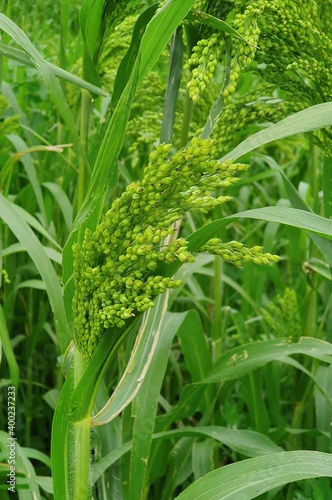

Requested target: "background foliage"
[{"left": 1, "top": 0, "right": 332, "bottom": 499}]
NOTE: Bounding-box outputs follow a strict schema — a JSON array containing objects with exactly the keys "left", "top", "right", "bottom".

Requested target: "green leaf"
[
  {"left": 187, "top": 207, "right": 332, "bottom": 256},
  {"left": 177, "top": 310, "right": 213, "bottom": 412},
  {"left": 91, "top": 295, "right": 170, "bottom": 425},
  {"left": 91, "top": 425, "right": 281, "bottom": 484},
  {"left": 0, "top": 14, "right": 88, "bottom": 168},
  {"left": 160, "top": 26, "right": 183, "bottom": 143},
  {"left": 51, "top": 362, "right": 74, "bottom": 499},
  {"left": 129, "top": 311, "right": 189, "bottom": 499},
  {"left": 0, "top": 41, "right": 108, "bottom": 96},
  {"left": 111, "top": 5, "right": 157, "bottom": 108},
  {"left": 0, "top": 431, "right": 42, "bottom": 497},
  {"left": 138, "top": 0, "right": 196, "bottom": 83},
  {"left": 0, "top": 304, "right": 19, "bottom": 389},
  {"left": 0, "top": 242, "right": 62, "bottom": 264},
  {"left": 10, "top": 204, "right": 61, "bottom": 250},
  {"left": 259, "top": 154, "right": 332, "bottom": 270},
  {"left": 43, "top": 181, "right": 73, "bottom": 232},
  {"left": 0, "top": 194, "right": 70, "bottom": 351},
  {"left": 192, "top": 439, "right": 215, "bottom": 481},
  {"left": 174, "top": 451, "right": 332, "bottom": 500},
  {"left": 6, "top": 134, "right": 47, "bottom": 226},
  {"left": 186, "top": 10, "right": 253, "bottom": 45},
  {"left": 157, "top": 384, "right": 206, "bottom": 429},
  {"left": 203, "top": 337, "right": 332, "bottom": 384},
  {"left": 222, "top": 102, "right": 332, "bottom": 161},
  {"left": 80, "top": 0, "right": 105, "bottom": 65},
  {"left": 155, "top": 426, "right": 282, "bottom": 458}
]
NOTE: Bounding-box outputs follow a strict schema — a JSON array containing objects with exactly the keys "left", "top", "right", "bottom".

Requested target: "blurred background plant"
[{"left": 1, "top": 0, "right": 332, "bottom": 499}]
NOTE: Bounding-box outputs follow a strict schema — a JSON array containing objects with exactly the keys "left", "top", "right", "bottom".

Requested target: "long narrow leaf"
[
  {"left": 0, "top": 304, "right": 19, "bottom": 389},
  {"left": 91, "top": 425, "right": 281, "bottom": 484},
  {"left": 203, "top": 337, "right": 332, "bottom": 384},
  {"left": 175, "top": 451, "right": 332, "bottom": 500},
  {"left": 0, "top": 14, "right": 88, "bottom": 167},
  {"left": 6, "top": 134, "right": 47, "bottom": 225},
  {"left": 138, "top": 0, "right": 196, "bottom": 83},
  {"left": 0, "top": 41, "right": 108, "bottom": 96},
  {"left": 221, "top": 102, "right": 332, "bottom": 161},
  {"left": 187, "top": 207, "right": 332, "bottom": 255},
  {"left": 129, "top": 311, "right": 188, "bottom": 499},
  {"left": 91, "top": 294, "right": 169, "bottom": 425},
  {"left": 0, "top": 194, "right": 70, "bottom": 351}
]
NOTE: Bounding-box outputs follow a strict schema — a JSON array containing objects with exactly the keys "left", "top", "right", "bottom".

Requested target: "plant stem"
[
  {"left": 213, "top": 255, "right": 223, "bottom": 362},
  {"left": 72, "top": 347, "right": 92, "bottom": 499}
]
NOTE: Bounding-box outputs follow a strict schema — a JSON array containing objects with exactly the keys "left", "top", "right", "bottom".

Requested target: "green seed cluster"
[
  {"left": 186, "top": 0, "right": 265, "bottom": 103},
  {"left": 188, "top": 0, "right": 332, "bottom": 157},
  {"left": 186, "top": 34, "right": 224, "bottom": 102},
  {"left": 200, "top": 238, "right": 281, "bottom": 267},
  {"left": 254, "top": 0, "right": 332, "bottom": 155},
  {"left": 256, "top": 1, "right": 331, "bottom": 98},
  {"left": 126, "top": 71, "right": 166, "bottom": 152},
  {"left": 192, "top": 0, "right": 205, "bottom": 10},
  {"left": 211, "top": 88, "right": 293, "bottom": 156},
  {"left": 222, "top": 0, "right": 265, "bottom": 103},
  {"left": 73, "top": 137, "right": 253, "bottom": 358},
  {"left": 261, "top": 288, "right": 301, "bottom": 342}
]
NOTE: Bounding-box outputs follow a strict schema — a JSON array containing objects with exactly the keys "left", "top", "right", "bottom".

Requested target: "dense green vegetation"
[{"left": 1, "top": 0, "right": 332, "bottom": 498}]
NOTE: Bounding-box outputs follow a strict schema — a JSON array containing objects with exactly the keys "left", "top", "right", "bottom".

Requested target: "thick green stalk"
[{"left": 72, "top": 348, "right": 92, "bottom": 499}]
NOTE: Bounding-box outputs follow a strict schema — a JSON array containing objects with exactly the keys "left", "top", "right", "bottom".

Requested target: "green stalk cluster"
[
  {"left": 261, "top": 288, "right": 302, "bottom": 342},
  {"left": 186, "top": 0, "right": 265, "bottom": 103},
  {"left": 222, "top": 0, "right": 265, "bottom": 102},
  {"left": 186, "top": 34, "right": 224, "bottom": 102},
  {"left": 185, "top": 0, "right": 332, "bottom": 157},
  {"left": 211, "top": 88, "right": 292, "bottom": 156},
  {"left": 254, "top": 0, "right": 332, "bottom": 155},
  {"left": 200, "top": 238, "right": 281, "bottom": 267},
  {"left": 73, "top": 137, "right": 276, "bottom": 358}
]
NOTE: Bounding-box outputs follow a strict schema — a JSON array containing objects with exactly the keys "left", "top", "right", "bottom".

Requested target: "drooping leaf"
[
  {"left": 0, "top": 194, "right": 70, "bottom": 351},
  {"left": 222, "top": 102, "right": 332, "bottom": 161},
  {"left": 175, "top": 451, "right": 332, "bottom": 500}
]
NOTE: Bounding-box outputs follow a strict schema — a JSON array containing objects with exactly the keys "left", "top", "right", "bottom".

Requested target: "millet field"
[{"left": 1, "top": 0, "right": 332, "bottom": 499}]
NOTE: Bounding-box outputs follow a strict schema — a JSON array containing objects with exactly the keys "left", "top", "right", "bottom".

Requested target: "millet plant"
[{"left": 1, "top": 0, "right": 332, "bottom": 499}]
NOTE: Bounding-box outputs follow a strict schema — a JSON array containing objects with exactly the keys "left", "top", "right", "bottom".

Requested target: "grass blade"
[
  {"left": 204, "top": 337, "right": 332, "bottom": 384},
  {"left": 0, "top": 14, "right": 89, "bottom": 168},
  {"left": 129, "top": 311, "right": 188, "bottom": 499},
  {"left": 91, "top": 425, "right": 281, "bottom": 484},
  {"left": 91, "top": 295, "right": 169, "bottom": 425},
  {"left": 221, "top": 102, "right": 332, "bottom": 161},
  {"left": 175, "top": 451, "right": 332, "bottom": 500},
  {"left": 0, "top": 304, "right": 19, "bottom": 389},
  {"left": 138, "top": 0, "right": 196, "bottom": 83},
  {"left": 43, "top": 181, "right": 73, "bottom": 232},
  {"left": 0, "top": 41, "right": 108, "bottom": 96},
  {"left": 0, "top": 194, "right": 70, "bottom": 351},
  {"left": 6, "top": 134, "right": 47, "bottom": 225},
  {"left": 186, "top": 207, "right": 332, "bottom": 257}
]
